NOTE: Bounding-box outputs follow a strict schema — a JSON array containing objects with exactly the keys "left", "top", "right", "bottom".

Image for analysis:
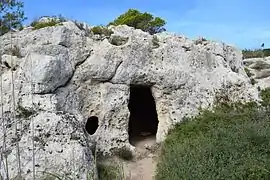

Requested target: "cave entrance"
[{"left": 128, "top": 85, "right": 158, "bottom": 146}]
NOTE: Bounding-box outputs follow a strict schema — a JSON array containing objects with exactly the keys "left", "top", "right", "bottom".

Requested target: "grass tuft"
[{"left": 97, "top": 163, "right": 124, "bottom": 180}]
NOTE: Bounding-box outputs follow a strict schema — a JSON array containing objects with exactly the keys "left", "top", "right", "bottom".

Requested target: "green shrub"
[
  {"left": 260, "top": 88, "right": 270, "bottom": 108},
  {"left": 156, "top": 98, "right": 270, "bottom": 179},
  {"left": 91, "top": 26, "right": 113, "bottom": 36},
  {"left": 263, "top": 48, "right": 270, "bottom": 57},
  {"left": 31, "top": 19, "right": 60, "bottom": 30},
  {"left": 108, "top": 9, "right": 166, "bottom": 35},
  {"left": 243, "top": 49, "right": 262, "bottom": 59},
  {"left": 0, "top": 0, "right": 27, "bottom": 36},
  {"left": 30, "top": 15, "right": 67, "bottom": 30},
  {"left": 242, "top": 48, "right": 270, "bottom": 59}
]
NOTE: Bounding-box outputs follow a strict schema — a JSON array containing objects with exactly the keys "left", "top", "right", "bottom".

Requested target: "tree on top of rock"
[
  {"left": 108, "top": 9, "right": 166, "bottom": 35},
  {"left": 0, "top": 0, "right": 26, "bottom": 35}
]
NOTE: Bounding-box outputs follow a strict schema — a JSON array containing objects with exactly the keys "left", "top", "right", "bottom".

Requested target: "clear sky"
[{"left": 23, "top": 0, "right": 270, "bottom": 49}]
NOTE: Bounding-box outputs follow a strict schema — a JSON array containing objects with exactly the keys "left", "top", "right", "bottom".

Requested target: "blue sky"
[{"left": 23, "top": 0, "right": 270, "bottom": 49}]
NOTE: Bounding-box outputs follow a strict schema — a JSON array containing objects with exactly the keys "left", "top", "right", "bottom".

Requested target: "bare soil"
[{"left": 123, "top": 135, "right": 159, "bottom": 180}]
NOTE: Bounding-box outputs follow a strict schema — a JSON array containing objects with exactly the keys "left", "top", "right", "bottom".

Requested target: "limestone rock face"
[
  {"left": 0, "top": 21, "right": 259, "bottom": 179},
  {"left": 0, "top": 112, "right": 96, "bottom": 180},
  {"left": 23, "top": 52, "right": 74, "bottom": 94},
  {"left": 243, "top": 57, "right": 270, "bottom": 89}
]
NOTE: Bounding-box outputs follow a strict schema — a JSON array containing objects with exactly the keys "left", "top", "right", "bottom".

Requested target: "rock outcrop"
[
  {"left": 243, "top": 56, "right": 270, "bottom": 89},
  {"left": 0, "top": 112, "right": 96, "bottom": 180},
  {"left": 0, "top": 20, "right": 259, "bottom": 179}
]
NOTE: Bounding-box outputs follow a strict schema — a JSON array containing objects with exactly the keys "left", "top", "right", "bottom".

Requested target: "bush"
[
  {"left": 32, "top": 20, "right": 59, "bottom": 30},
  {"left": 91, "top": 26, "right": 113, "bottom": 36},
  {"left": 156, "top": 95, "right": 270, "bottom": 179},
  {"left": 242, "top": 48, "right": 270, "bottom": 59},
  {"left": 30, "top": 15, "right": 66, "bottom": 30},
  {"left": 263, "top": 48, "right": 270, "bottom": 57},
  {"left": 108, "top": 9, "right": 166, "bottom": 35},
  {"left": 260, "top": 88, "right": 270, "bottom": 108},
  {"left": 31, "top": 19, "right": 59, "bottom": 30}
]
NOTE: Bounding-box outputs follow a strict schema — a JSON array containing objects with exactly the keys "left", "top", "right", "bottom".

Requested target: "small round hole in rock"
[{"left": 85, "top": 116, "right": 99, "bottom": 135}]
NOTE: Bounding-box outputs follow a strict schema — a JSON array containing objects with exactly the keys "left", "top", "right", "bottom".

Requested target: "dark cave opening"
[
  {"left": 128, "top": 85, "right": 159, "bottom": 145},
  {"left": 85, "top": 116, "right": 99, "bottom": 135}
]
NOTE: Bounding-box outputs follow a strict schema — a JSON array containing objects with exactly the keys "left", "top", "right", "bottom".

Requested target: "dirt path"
[{"left": 123, "top": 135, "right": 159, "bottom": 180}]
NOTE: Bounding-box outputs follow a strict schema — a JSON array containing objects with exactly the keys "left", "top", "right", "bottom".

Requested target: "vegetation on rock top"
[
  {"left": 108, "top": 9, "right": 166, "bottom": 35},
  {"left": 30, "top": 15, "right": 67, "bottom": 30},
  {"left": 91, "top": 26, "right": 113, "bottom": 36}
]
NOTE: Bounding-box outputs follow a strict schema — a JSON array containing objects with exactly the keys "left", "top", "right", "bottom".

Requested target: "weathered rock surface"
[
  {"left": 243, "top": 57, "right": 270, "bottom": 89},
  {"left": 0, "top": 21, "right": 260, "bottom": 179},
  {"left": 0, "top": 112, "right": 96, "bottom": 180}
]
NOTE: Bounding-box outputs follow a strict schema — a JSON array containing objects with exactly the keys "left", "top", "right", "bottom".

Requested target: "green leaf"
[
  {"left": 108, "top": 9, "right": 166, "bottom": 34},
  {"left": 0, "top": 0, "right": 26, "bottom": 35}
]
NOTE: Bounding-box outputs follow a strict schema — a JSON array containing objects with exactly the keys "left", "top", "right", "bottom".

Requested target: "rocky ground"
[
  {"left": 124, "top": 135, "right": 158, "bottom": 180},
  {"left": 99, "top": 135, "right": 159, "bottom": 180},
  {"left": 243, "top": 56, "right": 270, "bottom": 89}
]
